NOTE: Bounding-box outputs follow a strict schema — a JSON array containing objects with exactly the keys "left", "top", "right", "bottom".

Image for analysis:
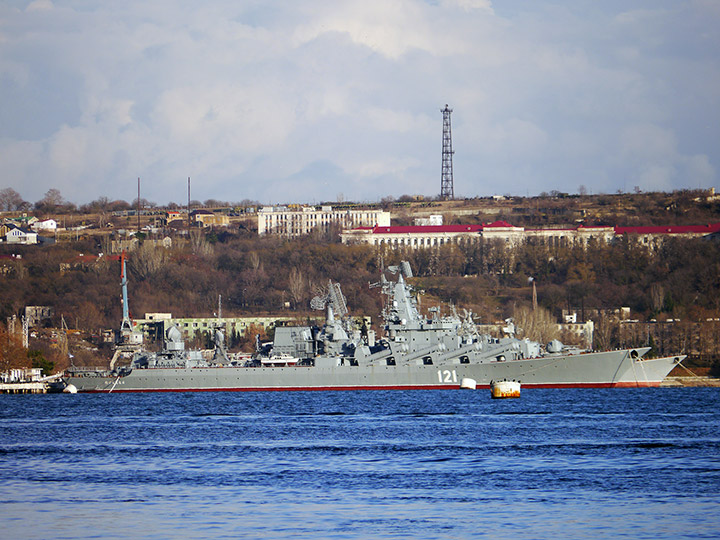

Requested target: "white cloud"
[
  {"left": 294, "top": 1, "right": 434, "bottom": 59},
  {"left": 620, "top": 124, "right": 678, "bottom": 162},
  {"left": 355, "top": 156, "right": 423, "bottom": 178},
  {"left": 0, "top": 0, "right": 717, "bottom": 204},
  {"left": 483, "top": 118, "right": 549, "bottom": 159},
  {"left": 26, "top": 0, "right": 54, "bottom": 12},
  {"left": 615, "top": 9, "right": 665, "bottom": 25},
  {"left": 440, "top": 0, "right": 493, "bottom": 12},
  {"left": 682, "top": 154, "right": 715, "bottom": 189},
  {"left": 616, "top": 123, "right": 717, "bottom": 191},
  {"left": 49, "top": 126, "right": 88, "bottom": 176},
  {"left": 365, "top": 108, "right": 432, "bottom": 134}
]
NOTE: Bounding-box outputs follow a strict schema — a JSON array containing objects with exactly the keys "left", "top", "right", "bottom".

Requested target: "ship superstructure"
[{"left": 64, "top": 263, "right": 684, "bottom": 392}]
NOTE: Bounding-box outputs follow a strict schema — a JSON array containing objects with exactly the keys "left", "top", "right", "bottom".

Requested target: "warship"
[{"left": 64, "top": 262, "right": 684, "bottom": 393}]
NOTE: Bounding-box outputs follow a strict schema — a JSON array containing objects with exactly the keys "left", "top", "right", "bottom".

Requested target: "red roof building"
[{"left": 340, "top": 221, "right": 720, "bottom": 249}]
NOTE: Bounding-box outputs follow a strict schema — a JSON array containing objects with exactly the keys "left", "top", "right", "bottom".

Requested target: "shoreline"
[{"left": 660, "top": 376, "right": 720, "bottom": 387}]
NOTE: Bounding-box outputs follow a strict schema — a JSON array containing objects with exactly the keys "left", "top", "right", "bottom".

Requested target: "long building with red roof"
[{"left": 340, "top": 221, "right": 720, "bottom": 249}]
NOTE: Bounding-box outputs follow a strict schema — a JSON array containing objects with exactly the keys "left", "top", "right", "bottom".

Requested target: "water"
[{"left": 1, "top": 388, "right": 719, "bottom": 539}]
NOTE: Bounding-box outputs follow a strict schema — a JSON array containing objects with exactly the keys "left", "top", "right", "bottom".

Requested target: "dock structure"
[
  {"left": 1, "top": 368, "right": 64, "bottom": 394},
  {"left": 0, "top": 381, "right": 49, "bottom": 394}
]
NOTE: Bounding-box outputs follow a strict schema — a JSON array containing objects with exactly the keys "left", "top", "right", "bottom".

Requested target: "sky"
[{"left": 1, "top": 0, "right": 719, "bottom": 206}]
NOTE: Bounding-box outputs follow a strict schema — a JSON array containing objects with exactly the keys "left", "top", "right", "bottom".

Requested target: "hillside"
[{"left": 1, "top": 189, "right": 719, "bottom": 374}]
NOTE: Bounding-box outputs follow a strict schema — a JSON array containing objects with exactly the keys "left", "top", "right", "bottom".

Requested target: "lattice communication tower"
[{"left": 440, "top": 104, "right": 454, "bottom": 199}]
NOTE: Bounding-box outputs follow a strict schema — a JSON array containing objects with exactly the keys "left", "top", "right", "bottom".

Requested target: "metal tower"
[
  {"left": 440, "top": 104, "right": 455, "bottom": 199},
  {"left": 440, "top": 104, "right": 454, "bottom": 199}
]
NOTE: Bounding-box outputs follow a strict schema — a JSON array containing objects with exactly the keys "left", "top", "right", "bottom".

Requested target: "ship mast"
[{"left": 120, "top": 251, "right": 132, "bottom": 334}]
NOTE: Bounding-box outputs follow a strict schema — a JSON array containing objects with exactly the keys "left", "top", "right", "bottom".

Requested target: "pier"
[
  {"left": 1, "top": 368, "right": 67, "bottom": 394},
  {"left": 0, "top": 381, "right": 50, "bottom": 394}
]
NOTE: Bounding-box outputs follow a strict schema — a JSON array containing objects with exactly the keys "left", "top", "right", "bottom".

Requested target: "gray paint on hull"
[{"left": 66, "top": 350, "right": 682, "bottom": 392}]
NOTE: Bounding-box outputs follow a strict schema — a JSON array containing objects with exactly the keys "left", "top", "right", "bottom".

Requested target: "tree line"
[{"left": 0, "top": 187, "right": 261, "bottom": 215}]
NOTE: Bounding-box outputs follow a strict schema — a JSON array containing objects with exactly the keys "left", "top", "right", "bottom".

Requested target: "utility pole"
[
  {"left": 137, "top": 177, "right": 141, "bottom": 233},
  {"left": 440, "top": 104, "right": 455, "bottom": 200},
  {"left": 187, "top": 177, "right": 191, "bottom": 228}
]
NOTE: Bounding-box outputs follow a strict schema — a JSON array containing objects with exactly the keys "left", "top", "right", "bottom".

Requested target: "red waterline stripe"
[{"left": 79, "top": 381, "right": 662, "bottom": 393}]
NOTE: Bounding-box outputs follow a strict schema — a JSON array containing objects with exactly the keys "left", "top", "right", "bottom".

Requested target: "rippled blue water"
[{"left": 1, "top": 388, "right": 719, "bottom": 539}]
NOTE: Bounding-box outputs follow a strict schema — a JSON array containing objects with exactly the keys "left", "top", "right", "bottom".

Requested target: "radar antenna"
[
  {"left": 385, "top": 261, "right": 413, "bottom": 278},
  {"left": 310, "top": 280, "right": 349, "bottom": 318}
]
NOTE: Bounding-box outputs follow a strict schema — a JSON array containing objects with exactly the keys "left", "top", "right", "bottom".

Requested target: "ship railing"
[{"left": 67, "top": 366, "right": 108, "bottom": 373}]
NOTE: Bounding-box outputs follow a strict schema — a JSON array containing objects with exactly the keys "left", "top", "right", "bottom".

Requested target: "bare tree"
[
  {"left": 128, "top": 242, "right": 169, "bottom": 279},
  {"left": 76, "top": 301, "right": 103, "bottom": 331},
  {"left": 37, "top": 188, "right": 65, "bottom": 210},
  {"left": 513, "top": 305, "right": 559, "bottom": 344},
  {"left": 79, "top": 197, "right": 110, "bottom": 213},
  {"left": 593, "top": 312, "right": 618, "bottom": 351},
  {"left": 288, "top": 267, "right": 307, "bottom": 309},
  {"left": 650, "top": 283, "right": 665, "bottom": 313},
  {"left": 0, "top": 323, "right": 30, "bottom": 372},
  {"left": 248, "top": 251, "right": 261, "bottom": 271},
  {"left": 131, "top": 197, "right": 156, "bottom": 209},
  {"left": 189, "top": 229, "right": 213, "bottom": 257},
  {"left": 97, "top": 211, "right": 109, "bottom": 228},
  {"left": 0, "top": 188, "right": 26, "bottom": 211},
  {"left": 238, "top": 199, "right": 260, "bottom": 207},
  {"left": 204, "top": 199, "right": 227, "bottom": 208}
]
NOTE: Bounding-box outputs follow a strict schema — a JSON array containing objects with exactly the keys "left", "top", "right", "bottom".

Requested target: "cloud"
[
  {"left": 294, "top": 1, "right": 434, "bottom": 59},
  {"left": 617, "top": 123, "right": 716, "bottom": 191},
  {"left": 0, "top": 0, "right": 717, "bottom": 205},
  {"left": 620, "top": 124, "right": 677, "bottom": 162},
  {"left": 441, "top": 0, "right": 493, "bottom": 12},
  {"left": 26, "top": 0, "right": 54, "bottom": 12}
]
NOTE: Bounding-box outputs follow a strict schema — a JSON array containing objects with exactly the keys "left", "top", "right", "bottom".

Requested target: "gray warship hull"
[
  {"left": 66, "top": 261, "right": 684, "bottom": 393},
  {"left": 66, "top": 349, "right": 682, "bottom": 392}
]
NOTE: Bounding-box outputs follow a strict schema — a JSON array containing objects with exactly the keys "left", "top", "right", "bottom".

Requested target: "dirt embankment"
[{"left": 661, "top": 377, "right": 720, "bottom": 387}]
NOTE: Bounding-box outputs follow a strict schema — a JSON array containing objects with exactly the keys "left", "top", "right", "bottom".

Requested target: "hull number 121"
[{"left": 437, "top": 370, "right": 458, "bottom": 383}]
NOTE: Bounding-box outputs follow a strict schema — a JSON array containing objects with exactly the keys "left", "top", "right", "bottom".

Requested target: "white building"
[
  {"left": 342, "top": 224, "right": 484, "bottom": 249},
  {"left": 4, "top": 226, "right": 38, "bottom": 245},
  {"left": 31, "top": 219, "right": 57, "bottom": 232},
  {"left": 340, "top": 221, "right": 720, "bottom": 249},
  {"left": 1, "top": 368, "right": 42, "bottom": 383},
  {"left": 413, "top": 214, "right": 443, "bottom": 226},
  {"left": 258, "top": 205, "right": 390, "bottom": 237},
  {"left": 341, "top": 221, "right": 527, "bottom": 249},
  {"left": 135, "top": 313, "right": 295, "bottom": 342}
]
